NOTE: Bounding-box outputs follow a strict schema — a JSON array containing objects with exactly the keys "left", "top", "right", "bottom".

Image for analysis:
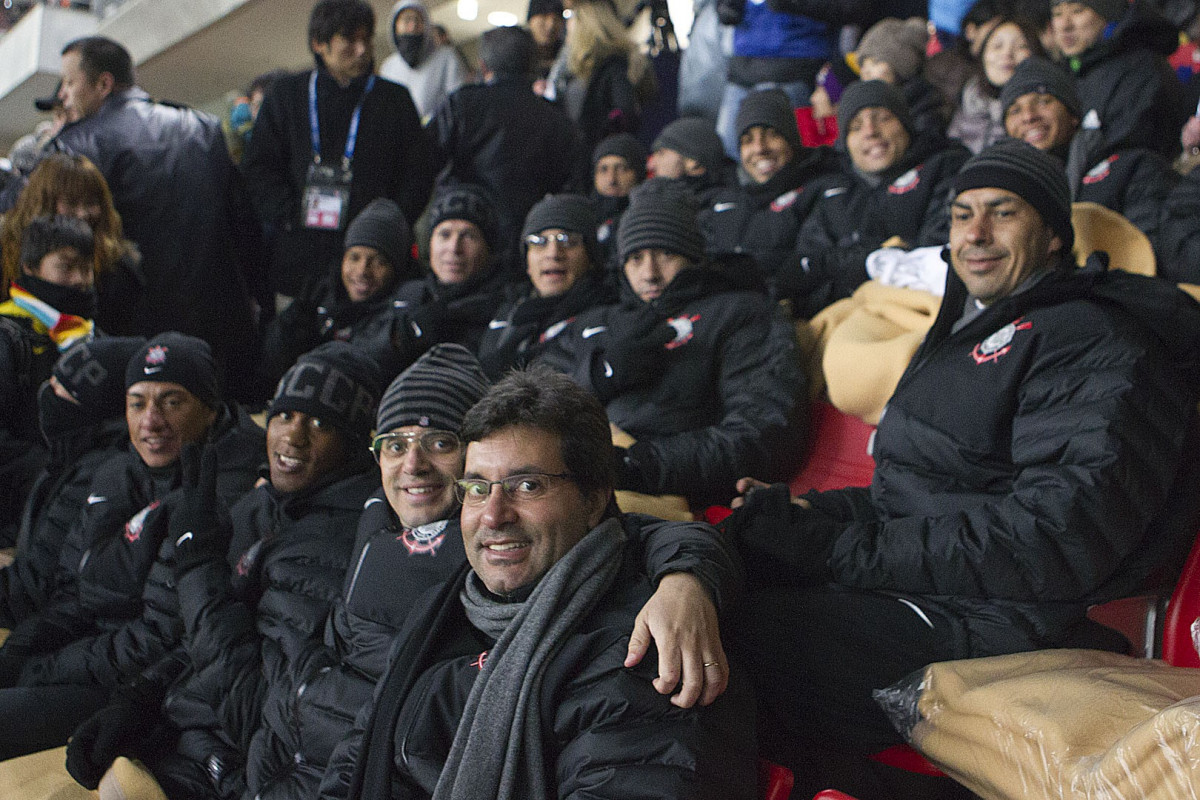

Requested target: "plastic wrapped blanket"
[{"left": 875, "top": 649, "right": 1200, "bottom": 800}]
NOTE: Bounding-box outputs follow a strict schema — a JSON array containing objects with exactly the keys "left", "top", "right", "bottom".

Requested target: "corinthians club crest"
[
  {"left": 971, "top": 318, "right": 1032, "bottom": 364},
  {"left": 400, "top": 519, "right": 449, "bottom": 555}
]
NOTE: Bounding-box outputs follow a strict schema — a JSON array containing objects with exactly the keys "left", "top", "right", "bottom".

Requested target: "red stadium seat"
[
  {"left": 787, "top": 402, "right": 876, "bottom": 495},
  {"left": 1162, "top": 530, "right": 1200, "bottom": 668}
]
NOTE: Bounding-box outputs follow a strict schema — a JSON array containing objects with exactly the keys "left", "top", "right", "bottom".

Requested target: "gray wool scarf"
[{"left": 433, "top": 516, "right": 627, "bottom": 800}]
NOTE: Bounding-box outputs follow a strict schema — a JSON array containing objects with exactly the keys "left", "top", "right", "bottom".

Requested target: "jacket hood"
[
  {"left": 1073, "top": 0, "right": 1179, "bottom": 68},
  {"left": 390, "top": 0, "right": 434, "bottom": 53}
]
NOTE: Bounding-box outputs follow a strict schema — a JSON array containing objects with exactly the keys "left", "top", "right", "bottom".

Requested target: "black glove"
[
  {"left": 0, "top": 642, "right": 29, "bottom": 689},
  {"left": 171, "top": 444, "right": 229, "bottom": 577},
  {"left": 593, "top": 313, "right": 675, "bottom": 399},
  {"left": 613, "top": 445, "right": 653, "bottom": 494},
  {"left": 721, "top": 483, "right": 841, "bottom": 582},
  {"left": 404, "top": 298, "right": 448, "bottom": 345},
  {"left": 65, "top": 688, "right": 156, "bottom": 790}
]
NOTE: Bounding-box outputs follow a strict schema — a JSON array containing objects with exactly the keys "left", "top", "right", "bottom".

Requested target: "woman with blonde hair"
[
  {"left": 1, "top": 153, "right": 143, "bottom": 335},
  {"left": 563, "top": 0, "right": 653, "bottom": 179}
]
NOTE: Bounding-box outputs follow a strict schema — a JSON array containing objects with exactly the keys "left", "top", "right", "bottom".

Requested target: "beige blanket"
[
  {"left": 905, "top": 649, "right": 1200, "bottom": 800},
  {"left": 800, "top": 282, "right": 942, "bottom": 424}
]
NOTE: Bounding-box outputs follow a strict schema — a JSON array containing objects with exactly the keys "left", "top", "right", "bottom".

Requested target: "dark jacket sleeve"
[
  {"left": 624, "top": 514, "right": 744, "bottom": 612},
  {"left": 1159, "top": 168, "right": 1200, "bottom": 284},
  {"left": 632, "top": 309, "right": 806, "bottom": 499},
  {"left": 1113, "top": 151, "right": 1178, "bottom": 261},
  {"left": 241, "top": 82, "right": 298, "bottom": 230}
]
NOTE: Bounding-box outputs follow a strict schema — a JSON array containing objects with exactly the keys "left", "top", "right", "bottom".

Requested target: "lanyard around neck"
[{"left": 309, "top": 70, "right": 376, "bottom": 169}]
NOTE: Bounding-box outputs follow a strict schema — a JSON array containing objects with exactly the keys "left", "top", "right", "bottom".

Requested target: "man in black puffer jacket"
[
  {"left": 257, "top": 345, "right": 739, "bottom": 800},
  {"left": 698, "top": 88, "right": 839, "bottom": 298},
  {"left": 788, "top": 80, "right": 968, "bottom": 318},
  {"left": 723, "top": 140, "right": 1200, "bottom": 800},
  {"left": 262, "top": 197, "right": 418, "bottom": 390},
  {"left": 540, "top": 180, "right": 807, "bottom": 507},
  {"left": 1050, "top": 0, "right": 1186, "bottom": 157},
  {"left": 326, "top": 367, "right": 755, "bottom": 800},
  {"left": 60, "top": 341, "right": 383, "bottom": 799},
  {"left": 999, "top": 57, "right": 1177, "bottom": 260},
  {"left": 0, "top": 333, "right": 265, "bottom": 761},
  {"left": 0, "top": 336, "right": 145, "bottom": 628}
]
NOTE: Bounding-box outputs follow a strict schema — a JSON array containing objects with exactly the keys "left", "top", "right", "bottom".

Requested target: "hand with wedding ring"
[{"left": 625, "top": 572, "right": 727, "bottom": 708}]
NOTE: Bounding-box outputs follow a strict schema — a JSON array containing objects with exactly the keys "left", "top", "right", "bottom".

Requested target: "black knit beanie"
[
  {"left": 429, "top": 187, "right": 500, "bottom": 251},
  {"left": 836, "top": 80, "right": 916, "bottom": 151},
  {"left": 521, "top": 194, "right": 600, "bottom": 265},
  {"left": 652, "top": 117, "right": 726, "bottom": 176},
  {"left": 734, "top": 88, "right": 803, "bottom": 154},
  {"left": 270, "top": 341, "right": 383, "bottom": 444},
  {"left": 591, "top": 133, "right": 649, "bottom": 181},
  {"left": 344, "top": 198, "right": 412, "bottom": 274},
  {"left": 376, "top": 343, "right": 490, "bottom": 433},
  {"left": 125, "top": 332, "right": 219, "bottom": 406},
  {"left": 999, "top": 57, "right": 1082, "bottom": 120},
  {"left": 953, "top": 138, "right": 1074, "bottom": 251},
  {"left": 527, "top": 0, "right": 563, "bottom": 19},
  {"left": 1050, "top": 0, "right": 1127, "bottom": 22},
  {"left": 617, "top": 178, "right": 705, "bottom": 265},
  {"left": 55, "top": 335, "right": 147, "bottom": 418}
]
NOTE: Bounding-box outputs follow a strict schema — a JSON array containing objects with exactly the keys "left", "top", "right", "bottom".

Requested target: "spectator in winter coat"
[
  {"left": 478, "top": 195, "right": 615, "bottom": 380},
  {"left": 648, "top": 116, "right": 732, "bottom": 203},
  {"left": 326, "top": 367, "right": 756, "bottom": 800},
  {"left": 1159, "top": 167, "right": 1200, "bottom": 284},
  {"left": 541, "top": 180, "right": 806, "bottom": 506},
  {"left": 378, "top": 0, "right": 467, "bottom": 121},
  {"left": 854, "top": 17, "right": 951, "bottom": 139},
  {"left": 428, "top": 25, "right": 578, "bottom": 269},
  {"left": 1051, "top": 0, "right": 1186, "bottom": 157},
  {"left": 947, "top": 16, "right": 1044, "bottom": 154},
  {"left": 0, "top": 336, "right": 145, "bottom": 630},
  {"left": 60, "top": 342, "right": 383, "bottom": 798},
  {"left": 527, "top": 0, "right": 565, "bottom": 87},
  {"left": 1000, "top": 57, "right": 1177, "bottom": 257},
  {"left": 388, "top": 188, "right": 509, "bottom": 375},
  {"left": 787, "top": 81, "right": 969, "bottom": 318},
  {"left": 698, "top": 88, "right": 839, "bottom": 299},
  {"left": 262, "top": 197, "right": 417, "bottom": 390},
  {"left": 590, "top": 132, "right": 647, "bottom": 270},
  {"left": 53, "top": 36, "right": 264, "bottom": 403},
  {"left": 0, "top": 215, "right": 96, "bottom": 547},
  {"left": 243, "top": 0, "right": 434, "bottom": 298},
  {"left": 0, "top": 332, "right": 264, "bottom": 761},
  {"left": 723, "top": 139, "right": 1200, "bottom": 800}
]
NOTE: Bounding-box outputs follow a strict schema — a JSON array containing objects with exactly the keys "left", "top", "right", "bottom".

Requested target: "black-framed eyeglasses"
[
  {"left": 524, "top": 232, "right": 583, "bottom": 249},
  {"left": 454, "top": 472, "right": 576, "bottom": 505},
  {"left": 370, "top": 430, "right": 461, "bottom": 462}
]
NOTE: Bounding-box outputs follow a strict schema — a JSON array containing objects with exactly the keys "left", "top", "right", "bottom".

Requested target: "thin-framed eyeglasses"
[
  {"left": 524, "top": 232, "right": 583, "bottom": 249},
  {"left": 454, "top": 472, "right": 577, "bottom": 505},
  {"left": 370, "top": 430, "right": 461, "bottom": 462}
]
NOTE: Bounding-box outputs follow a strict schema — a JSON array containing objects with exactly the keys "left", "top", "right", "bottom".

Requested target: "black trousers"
[
  {"left": 730, "top": 586, "right": 974, "bottom": 800},
  {"left": 0, "top": 682, "right": 108, "bottom": 760}
]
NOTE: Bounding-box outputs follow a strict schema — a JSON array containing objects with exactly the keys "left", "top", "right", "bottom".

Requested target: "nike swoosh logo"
[
  {"left": 603, "top": 360, "right": 613, "bottom": 378},
  {"left": 410, "top": 320, "right": 423, "bottom": 337},
  {"left": 582, "top": 326, "right": 607, "bottom": 339},
  {"left": 87, "top": 495, "right": 107, "bottom": 505},
  {"left": 713, "top": 202, "right": 736, "bottom": 212},
  {"left": 488, "top": 319, "right": 509, "bottom": 329},
  {"left": 175, "top": 531, "right": 193, "bottom": 547},
  {"left": 144, "top": 366, "right": 163, "bottom": 374}
]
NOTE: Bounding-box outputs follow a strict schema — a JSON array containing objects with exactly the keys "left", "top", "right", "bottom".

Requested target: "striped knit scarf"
[{"left": 7, "top": 283, "right": 94, "bottom": 351}]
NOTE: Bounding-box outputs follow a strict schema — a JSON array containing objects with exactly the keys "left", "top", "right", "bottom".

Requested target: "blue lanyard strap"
[{"left": 308, "top": 71, "right": 376, "bottom": 168}]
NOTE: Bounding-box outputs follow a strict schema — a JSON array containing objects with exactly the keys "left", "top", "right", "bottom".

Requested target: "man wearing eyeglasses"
[
  {"left": 478, "top": 195, "right": 614, "bottom": 380},
  {"left": 323, "top": 364, "right": 755, "bottom": 800}
]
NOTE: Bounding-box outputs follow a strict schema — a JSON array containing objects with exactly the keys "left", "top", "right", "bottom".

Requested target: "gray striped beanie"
[
  {"left": 617, "top": 178, "right": 705, "bottom": 265},
  {"left": 376, "top": 344, "right": 491, "bottom": 434},
  {"left": 952, "top": 138, "right": 1074, "bottom": 251}
]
